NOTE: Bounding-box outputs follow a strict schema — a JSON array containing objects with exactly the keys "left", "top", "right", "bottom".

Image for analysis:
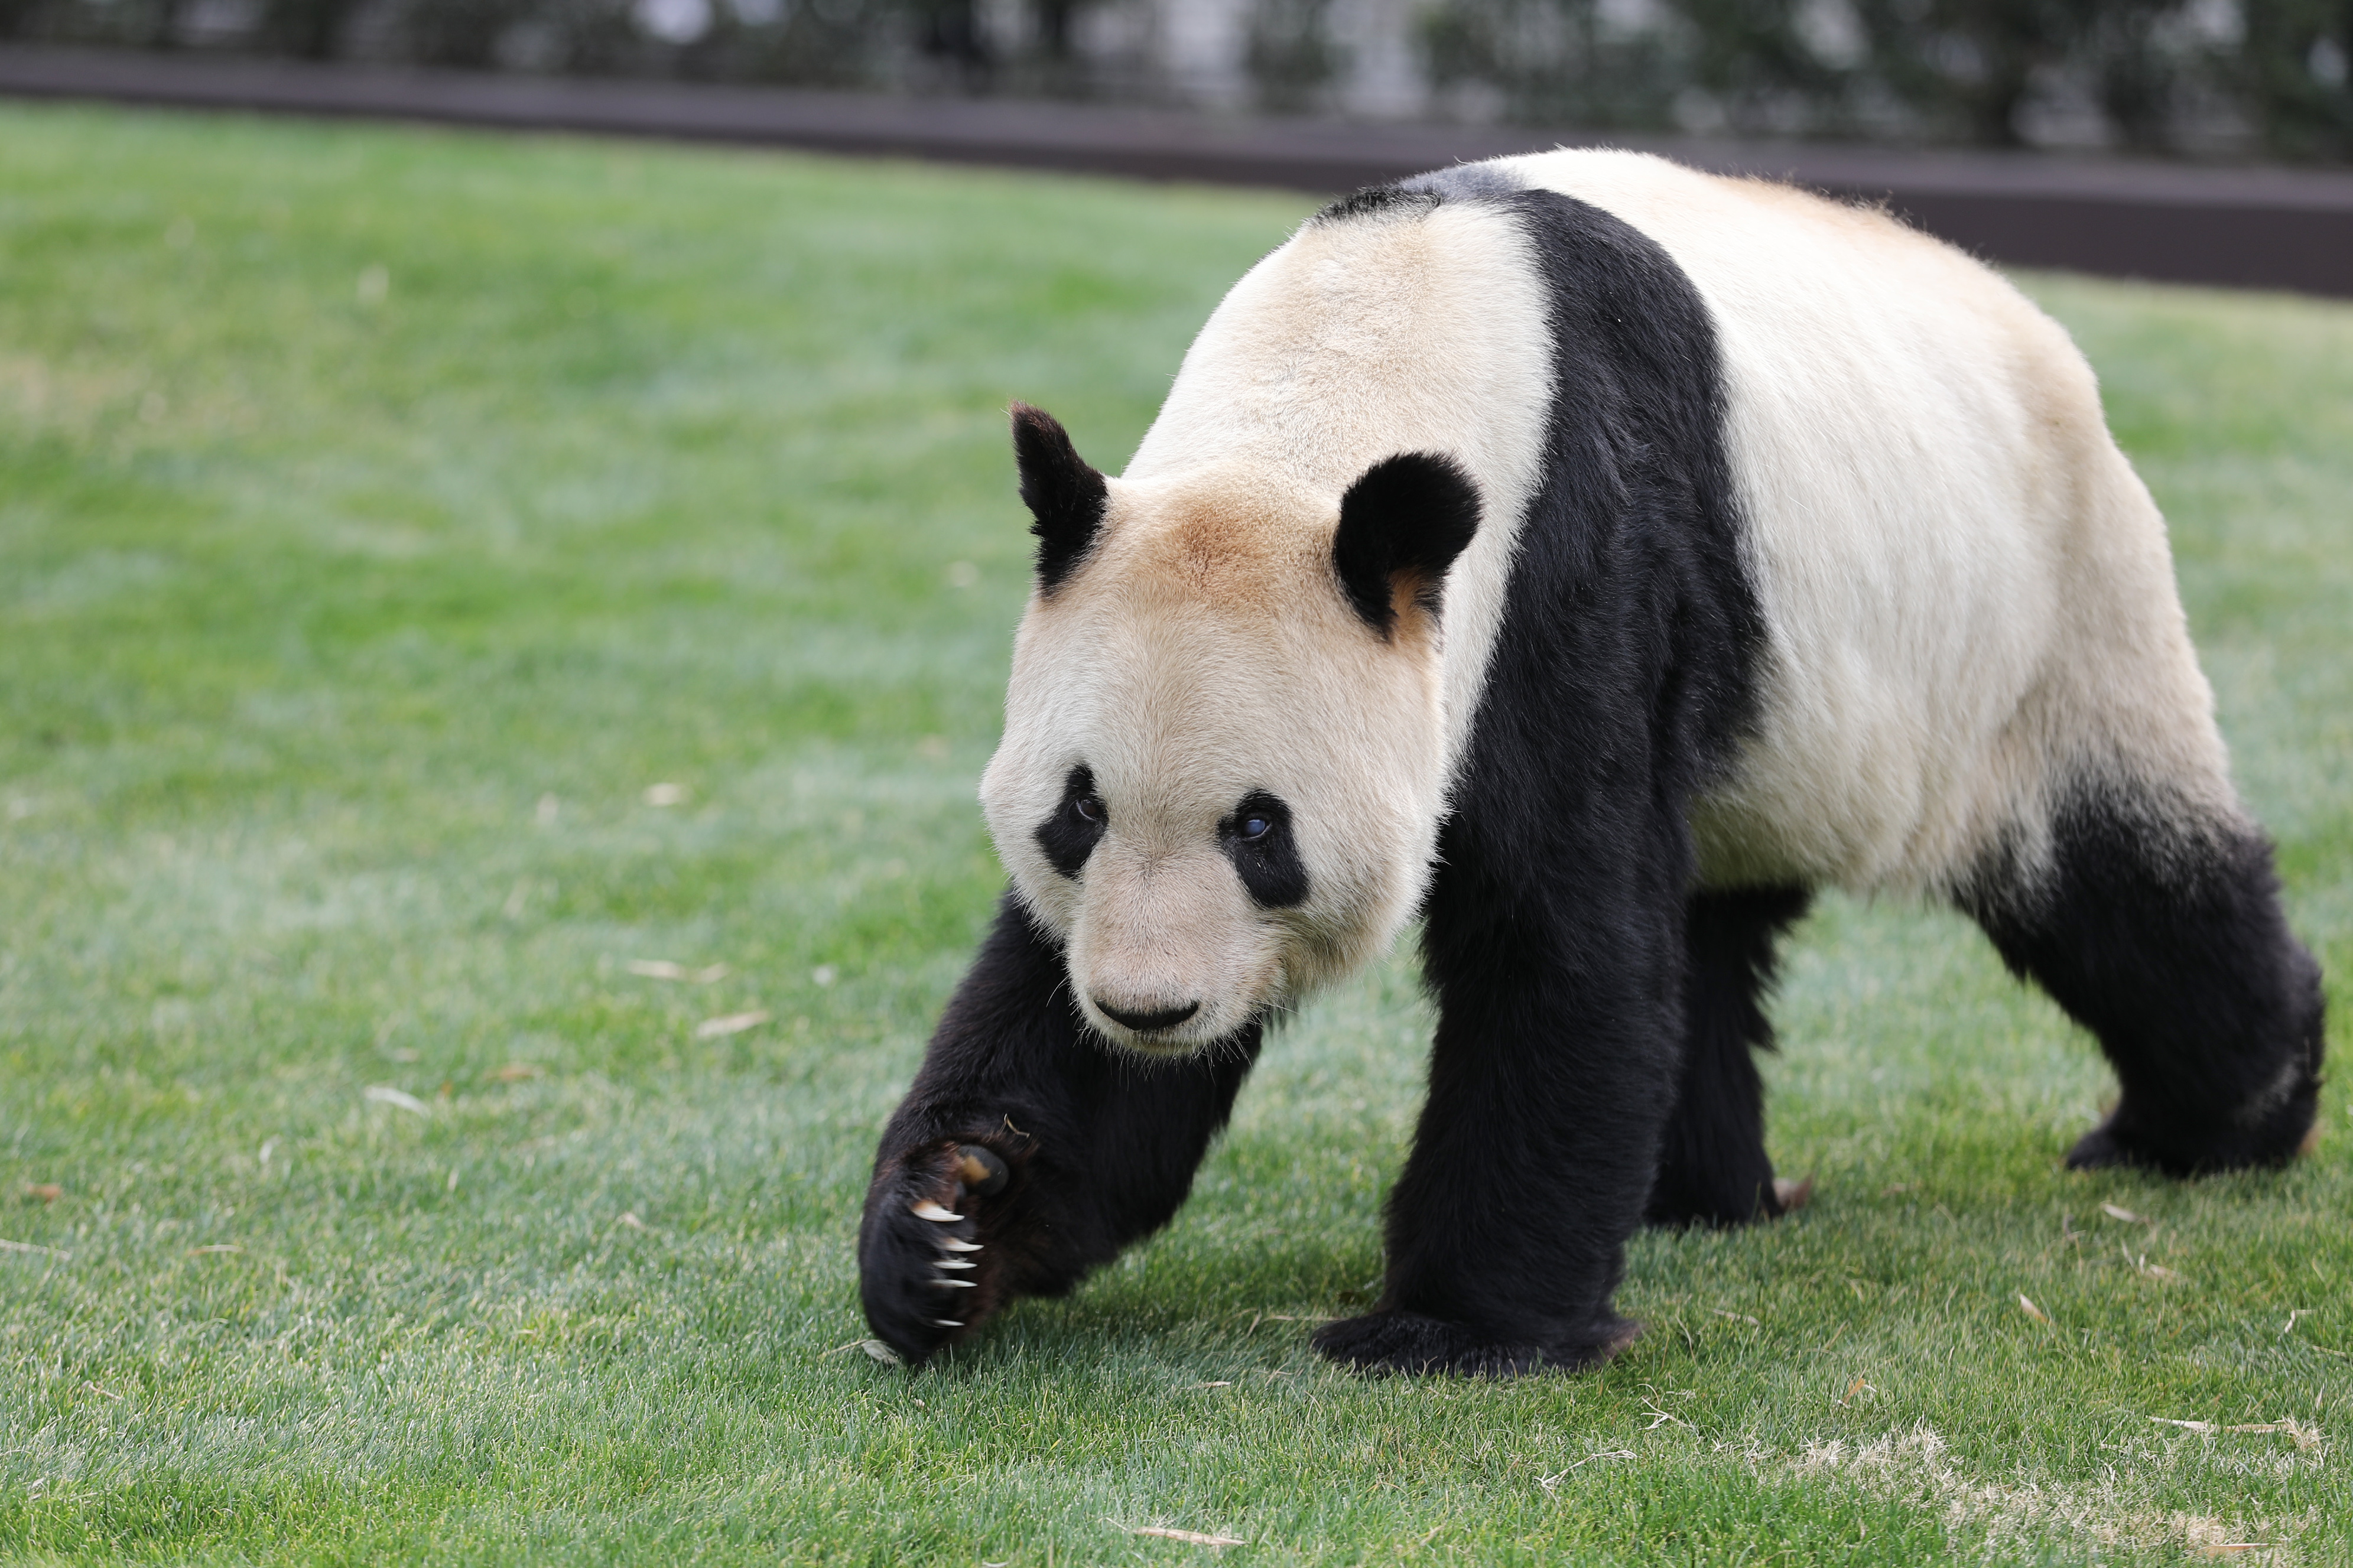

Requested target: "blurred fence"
[{"left": 4, "top": 0, "right": 2349, "bottom": 161}]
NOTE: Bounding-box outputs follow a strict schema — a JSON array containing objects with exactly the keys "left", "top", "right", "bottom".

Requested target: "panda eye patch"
[
  {"left": 1035, "top": 764, "right": 1107, "bottom": 879},
  {"left": 1221, "top": 790, "right": 1308, "bottom": 909}
]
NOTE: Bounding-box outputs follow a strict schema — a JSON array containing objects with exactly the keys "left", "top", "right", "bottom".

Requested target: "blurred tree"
[
  {"left": 2076, "top": 0, "right": 2182, "bottom": 149},
  {"left": 259, "top": 0, "right": 360, "bottom": 58},
  {"left": 403, "top": 0, "right": 537, "bottom": 66},
  {"left": 1850, "top": 0, "right": 2081, "bottom": 145},
  {"left": 1424, "top": 0, "right": 1690, "bottom": 128},
  {"left": 7, "top": 0, "right": 2351, "bottom": 162},
  {"left": 909, "top": 0, "right": 992, "bottom": 85},
  {"left": 1676, "top": 0, "right": 1855, "bottom": 128},
  {"left": 1249, "top": 0, "right": 1342, "bottom": 111},
  {"left": 2235, "top": 0, "right": 2353, "bottom": 157}
]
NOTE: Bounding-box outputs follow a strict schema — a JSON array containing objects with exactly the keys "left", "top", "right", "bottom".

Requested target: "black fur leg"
[
  {"left": 859, "top": 893, "right": 1262, "bottom": 1364},
  {"left": 1320, "top": 813, "right": 1691, "bottom": 1376},
  {"left": 1646, "top": 886, "right": 1811, "bottom": 1227},
  {"left": 1307, "top": 176, "right": 1762, "bottom": 1377},
  {"left": 1965, "top": 790, "right": 2325, "bottom": 1177}
]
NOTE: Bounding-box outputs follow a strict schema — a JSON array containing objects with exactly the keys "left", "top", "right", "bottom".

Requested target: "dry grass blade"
[
  {"left": 2017, "top": 1293, "right": 2051, "bottom": 1323},
  {"left": 363, "top": 1085, "right": 429, "bottom": 1116},
  {"left": 629, "top": 958, "right": 727, "bottom": 983},
  {"left": 859, "top": 1340, "right": 903, "bottom": 1367},
  {"left": 2138, "top": 1260, "right": 2186, "bottom": 1282},
  {"left": 188, "top": 1243, "right": 243, "bottom": 1255},
  {"left": 488, "top": 1062, "right": 541, "bottom": 1082},
  {"left": 1715, "top": 1309, "right": 1762, "bottom": 1326},
  {"left": 694, "top": 1010, "right": 771, "bottom": 1039},
  {"left": 1124, "top": 1525, "right": 1247, "bottom": 1547},
  {"left": 2101, "top": 1203, "right": 2148, "bottom": 1224},
  {"left": 627, "top": 959, "right": 687, "bottom": 980},
  {"left": 23, "top": 1183, "right": 62, "bottom": 1202},
  {"left": 2156, "top": 1417, "right": 2325, "bottom": 1452},
  {"left": 1540, "top": 1449, "right": 1638, "bottom": 1491},
  {"left": 0, "top": 1237, "right": 72, "bottom": 1259}
]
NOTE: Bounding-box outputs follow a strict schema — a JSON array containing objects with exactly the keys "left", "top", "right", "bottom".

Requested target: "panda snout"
[{"left": 1093, "top": 997, "right": 1201, "bottom": 1033}]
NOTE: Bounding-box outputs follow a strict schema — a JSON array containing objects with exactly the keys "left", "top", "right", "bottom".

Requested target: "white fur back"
[
  {"left": 1491, "top": 151, "right": 2234, "bottom": 893},
  {"left": 1126, "top": 151, "right": 2235, "bottom": 901}
]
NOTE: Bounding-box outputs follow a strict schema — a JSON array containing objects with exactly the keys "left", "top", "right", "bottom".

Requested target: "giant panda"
[{"left": 856, "top": 149, "right": 2326, "bottom": 1375}]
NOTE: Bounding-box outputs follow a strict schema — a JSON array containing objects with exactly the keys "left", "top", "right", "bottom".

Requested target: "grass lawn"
[{"left": 1, "top": 101, "right": 2348, "bottom": 1566}]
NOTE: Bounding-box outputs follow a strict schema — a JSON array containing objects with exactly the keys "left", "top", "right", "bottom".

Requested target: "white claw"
[
  {"left": 911, "top": 1201, "right": 963, "bottom": 1222},
  {"left": 931, "top": 1319, "right": 964, "bottom": 1328},
  {"left": 930, "top": 1277, "right": 977, "bottom": 1289},
  {"left": 935, "top": 1257, "right": 977, "bottom": 1270},
  {"left": 939, "top": 1237, "right": 982, "bottom": 1252}
]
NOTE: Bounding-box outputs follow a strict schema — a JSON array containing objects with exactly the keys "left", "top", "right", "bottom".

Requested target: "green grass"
[{"left": 1, "top": 102, "right": 2348, "bottom": 1566}]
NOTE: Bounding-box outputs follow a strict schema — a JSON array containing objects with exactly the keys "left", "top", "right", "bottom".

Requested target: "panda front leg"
[
  {"left": 1313, "top": 854, "right": 1685, "bottom": 1376},
  {"left": 859, "top": 893, "right": 1263, "bottom": 1364}
]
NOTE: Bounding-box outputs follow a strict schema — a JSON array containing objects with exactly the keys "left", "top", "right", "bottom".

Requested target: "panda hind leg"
[
  {"left": 1964, "top": 789, "right": 2325, "bottom": 1176},
  {"left": 1645, "top": 886, "right": 1812, "bottom": 1227}
]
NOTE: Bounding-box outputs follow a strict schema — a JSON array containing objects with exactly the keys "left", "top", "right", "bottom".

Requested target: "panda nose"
[{"left": 1095, "top": 998, "right": 1200, "bottom": 1033}]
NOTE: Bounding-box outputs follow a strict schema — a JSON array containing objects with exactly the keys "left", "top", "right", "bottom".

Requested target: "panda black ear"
[
  {"left": 1011, "top": 402, "right": 1108, "bottom": 594},
  {"left": 1331, "top": 452, "right": 1482, "bottom": 637}
]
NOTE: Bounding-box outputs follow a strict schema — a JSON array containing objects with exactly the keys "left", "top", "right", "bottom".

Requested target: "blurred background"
[{"left": 5, "top": 0, "right": 2351, "bottom": 162}]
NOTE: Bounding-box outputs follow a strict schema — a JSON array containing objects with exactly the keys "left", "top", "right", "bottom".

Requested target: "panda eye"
[
  {"left": 1221, "top": 790, "right": 1305, "bottom": 908},
  {"left": 1073, "top": 794, "right": 1104, "bottom": 824}
]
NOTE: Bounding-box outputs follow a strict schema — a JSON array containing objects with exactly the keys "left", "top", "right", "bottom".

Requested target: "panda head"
[{"left": 979, "top": 404, "right": 1481, "bottom": 1056}]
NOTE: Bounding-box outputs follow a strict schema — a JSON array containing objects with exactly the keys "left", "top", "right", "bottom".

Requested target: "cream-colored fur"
[
  {"left": 1494, "top": 152, "right": 2238, "bottom": 894},
  {"left": 981, "top": 150, "right": 2239, "bottom": 1051}
]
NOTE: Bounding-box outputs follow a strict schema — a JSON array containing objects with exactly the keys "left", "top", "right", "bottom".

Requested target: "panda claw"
[
  {"left": 911, "top": 1201, "right": 963, "bottom": 1222},
  {"left": 931, "top": 1277, "right": 977, "bottom": 1289},
  {"left": 931, "top": 1319, "right": 964, "bottom": 1329},
  {"left": 939, "top": 1238, "right": 982, "bottom": 1252},
  {"left": 935, "top": 1257, "right": 977, "bottom": 1270}
]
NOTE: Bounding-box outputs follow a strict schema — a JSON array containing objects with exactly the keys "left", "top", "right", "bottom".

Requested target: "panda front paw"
[
  {"left": 1309, "top": 1307, "right": 1640, "bottom": 1377},
  {"left": 857, "top": 1140, "right": 1014, "bottom": 1364}
]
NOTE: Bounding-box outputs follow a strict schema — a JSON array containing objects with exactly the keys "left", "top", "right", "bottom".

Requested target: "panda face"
[{"left": 980, "top": 458, "right": 1462, "bottom": 1056}]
